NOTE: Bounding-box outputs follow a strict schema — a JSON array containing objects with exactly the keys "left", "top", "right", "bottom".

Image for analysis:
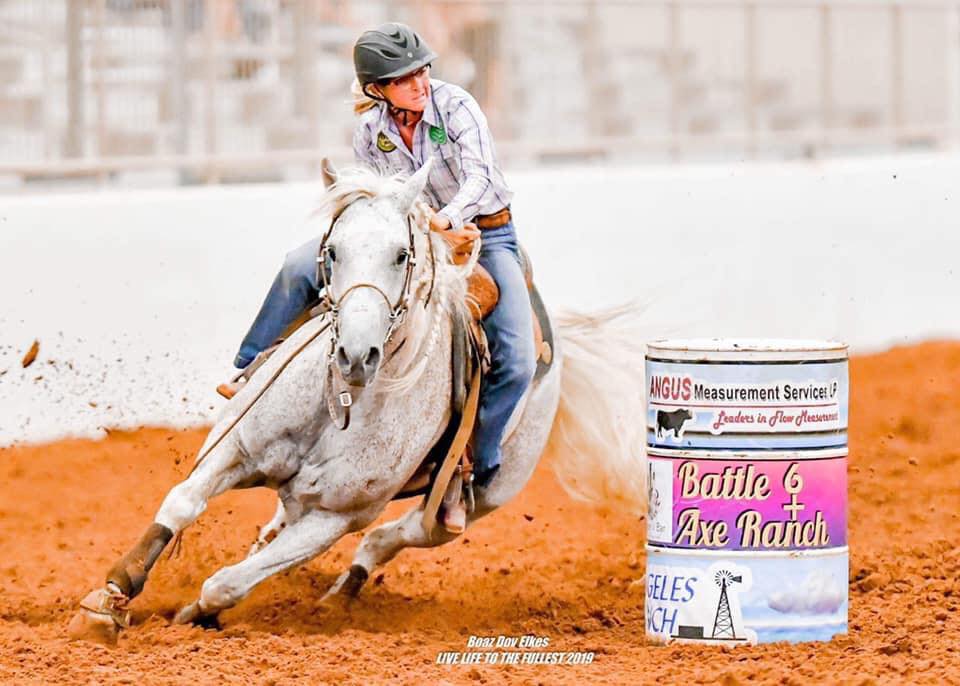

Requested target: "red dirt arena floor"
[{"left": 0, "top": 342, "right": 958, "bottom": 684}]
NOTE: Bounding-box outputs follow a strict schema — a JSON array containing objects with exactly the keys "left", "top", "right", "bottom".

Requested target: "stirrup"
[
  {"left": 441, "top": 468, "right": 467, "bottom": 534},
  {"left": 217, "top": 343, "right": 282, "bottom": 400},
  {"left": 216, "top": 378, "right": 245, "bottom": 399}
]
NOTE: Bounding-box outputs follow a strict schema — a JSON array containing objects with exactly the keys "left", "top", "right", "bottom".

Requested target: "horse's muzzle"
[{"left": 335, "top": 344, "right": 382, "bottom": 387}]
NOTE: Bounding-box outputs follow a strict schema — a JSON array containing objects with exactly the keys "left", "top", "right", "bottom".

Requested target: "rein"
[{"left": 188, "top": 313, "right": 332, "bottom": 476}]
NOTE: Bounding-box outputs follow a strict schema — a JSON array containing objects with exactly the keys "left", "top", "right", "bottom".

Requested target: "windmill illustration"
[
  {"left": 671, "top": 566, "right": 750, "bottom": 643},
  {"left": 712, "top": 569, "right": 742, "bottom": 639}
]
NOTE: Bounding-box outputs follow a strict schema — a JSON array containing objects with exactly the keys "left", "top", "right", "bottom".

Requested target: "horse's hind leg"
[
  {"left": 69, "top": 442, "right": 253, "bottom": 643},
  {"left": 323, "top": 505, "right": 465, "bottom": 602},
  {"left": 173, "top": 507, "right": 355, "bottom": 625},
  {"left": 327, "top": 372, "right": 563, "bottom": 603},
  {"left": 324, "top": 418, "right": 553, "bottom": 602}
]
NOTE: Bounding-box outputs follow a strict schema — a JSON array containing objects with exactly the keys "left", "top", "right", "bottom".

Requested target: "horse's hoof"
[
  {"left": 172, "top": 601, "right": 199, "bottom": 625},
  {"left": 196, "top": 613, "right": 221, "bottom": 630},
  {"left": 322, "top": 565, "right": 368, "bottom": 606},
  {"left": 67, "top": 589, "right": 129, "bottom": 645},
  {"left": 172, "top": 601, "right": 220, "bottom": 629}
]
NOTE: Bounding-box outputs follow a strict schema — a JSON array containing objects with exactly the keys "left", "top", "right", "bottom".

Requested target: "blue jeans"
[
  {"left": 235, "top": 221, "right": 537, "bottom": 481},
  {"left": 472, "top": 222, "right": 537, "bottom": 480},
  {"left": 235, "top": 235, "right": 324, "bottom": 369}
]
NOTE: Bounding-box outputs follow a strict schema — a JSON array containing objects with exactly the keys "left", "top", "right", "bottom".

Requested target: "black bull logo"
[{"left": 656, "top": 408, "right": 694, "bottom": 438}]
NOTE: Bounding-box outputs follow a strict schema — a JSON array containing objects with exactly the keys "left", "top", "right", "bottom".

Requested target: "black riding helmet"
[{"left": 354, "top": 22, "right": 437, "bottom": 97}]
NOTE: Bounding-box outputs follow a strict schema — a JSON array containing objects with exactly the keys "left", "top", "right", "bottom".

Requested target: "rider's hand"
[
  {"left": 439, "top": 222, "right": 481, "bottom": 265},
  {"left": 429, "top": 212, "right": 452, "bottom": 232},
  {"left": 444, "top": 222, "right": 481, "bottom": 243}
]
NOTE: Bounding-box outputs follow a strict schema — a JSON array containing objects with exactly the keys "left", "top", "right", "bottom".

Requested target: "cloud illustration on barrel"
[{"left": 767, "top": 569, "right": 845, "bottom": 615}]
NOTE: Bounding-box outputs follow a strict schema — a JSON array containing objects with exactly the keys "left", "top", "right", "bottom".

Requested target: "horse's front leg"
[
  {"left": 68, "top": 442, "right": 252, "bottom": 643},
  {"left": 173, "top": 507, "right": 360, "bottom": 626}
]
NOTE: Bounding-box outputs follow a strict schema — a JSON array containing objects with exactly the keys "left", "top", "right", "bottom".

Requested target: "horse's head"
[{"left": 318, "top": 159, "right": 433, "bottom": 387}]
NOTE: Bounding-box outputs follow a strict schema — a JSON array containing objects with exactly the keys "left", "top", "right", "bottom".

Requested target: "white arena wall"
[{"left": 1, "top": 154, "right": 956, "bottom": 446}]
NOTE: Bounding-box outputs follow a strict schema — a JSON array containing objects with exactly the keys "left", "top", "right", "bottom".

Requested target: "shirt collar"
[
  {"left": 422, "top": 83, "right": 440, "bottom": 128},
  {"left": 376, "top": 102, "right": 395, "bottom": 136}
]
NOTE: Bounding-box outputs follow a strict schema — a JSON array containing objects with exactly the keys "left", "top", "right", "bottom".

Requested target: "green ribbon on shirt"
[{"left": 429, "top": 125, "right": 447, "bottom": 145}]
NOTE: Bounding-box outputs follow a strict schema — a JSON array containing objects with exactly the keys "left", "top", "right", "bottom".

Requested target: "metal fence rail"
[{"left": 1, "top": 0, "right": 958, "bottom": 186}]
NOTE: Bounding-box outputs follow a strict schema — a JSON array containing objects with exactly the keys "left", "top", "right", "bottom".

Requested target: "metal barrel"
[{"left": 644, "top": 339, "right": 849, "bottom": 645}]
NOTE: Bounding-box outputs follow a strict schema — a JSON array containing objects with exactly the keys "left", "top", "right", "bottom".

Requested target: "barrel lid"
[{"left": 646, "top": 338, "right": 848, "bottom": 362}]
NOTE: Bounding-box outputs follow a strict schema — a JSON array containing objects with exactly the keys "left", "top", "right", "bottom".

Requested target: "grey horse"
[{"left": 68, "top": 161, "right": 647, "bottom": 644}]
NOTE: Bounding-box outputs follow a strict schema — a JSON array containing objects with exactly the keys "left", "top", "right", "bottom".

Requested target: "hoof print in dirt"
[{"left": 67, "top": 607, "right": 121, "bottom": 646}]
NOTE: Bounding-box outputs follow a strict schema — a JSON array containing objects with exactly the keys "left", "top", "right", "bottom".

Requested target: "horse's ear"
[
  {"left": 321, "top": 158, "right": 338, "bottom": 188},
  {"left": 393, "top": 158, "right": 433, "bottom": 214}
]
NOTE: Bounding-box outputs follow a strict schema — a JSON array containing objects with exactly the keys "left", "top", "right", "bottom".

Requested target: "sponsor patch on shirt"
[{"left": 377, "top": 132, "right": 397, "bottom": 152}]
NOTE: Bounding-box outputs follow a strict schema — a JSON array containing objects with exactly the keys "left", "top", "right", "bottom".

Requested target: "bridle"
[
  {"left": 317, "top": 204, "right": 418, "bottom": 348},
  {"left": 316, "top": 200, "right": 437, "bottom": 429}
]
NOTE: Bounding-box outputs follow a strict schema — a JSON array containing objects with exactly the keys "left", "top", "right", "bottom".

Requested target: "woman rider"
[{"left": 221, "top": 23, "right": 536, "bottom": 531}]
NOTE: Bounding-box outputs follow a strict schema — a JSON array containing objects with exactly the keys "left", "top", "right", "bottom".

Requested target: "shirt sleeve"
[
  {"left": 352, "top": 120, "right": 377, "bottom": 170},
  {"left": 436, "top": 96, "right": 499, "bottom": 231}
]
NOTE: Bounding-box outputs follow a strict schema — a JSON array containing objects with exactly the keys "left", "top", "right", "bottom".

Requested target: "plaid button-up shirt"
[{"left": 352, "top": 79, "right": 513, "bottom": 230}]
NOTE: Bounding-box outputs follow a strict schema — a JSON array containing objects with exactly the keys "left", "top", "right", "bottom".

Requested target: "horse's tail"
[{"left": 544, "top": 304, "right": 648, "bottom": 516}]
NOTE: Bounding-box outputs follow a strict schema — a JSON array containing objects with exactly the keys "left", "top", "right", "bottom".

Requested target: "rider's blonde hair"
[{"left": 351, "top": 78, "right": 381, "bottom": 115}]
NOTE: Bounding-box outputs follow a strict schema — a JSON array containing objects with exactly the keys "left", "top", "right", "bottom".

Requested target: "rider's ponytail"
[{"left": 351, "top": 78, "right": 380, "bottom": 115}]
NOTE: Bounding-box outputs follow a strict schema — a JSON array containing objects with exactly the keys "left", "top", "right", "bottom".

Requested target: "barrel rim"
[
  {"left": 647, "top": 338, "right": 848, "bottom": 362},
  {"left": 645, "top": 544, "right": 849, "bottom": 558}
]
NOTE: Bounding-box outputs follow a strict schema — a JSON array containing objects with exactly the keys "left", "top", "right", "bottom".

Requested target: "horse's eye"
[
  {"left": 327, "top": 247, "right": 337, "bottom": 262},
  {"left": 396, "top": 249, "right": 409, "bottom": 266}
]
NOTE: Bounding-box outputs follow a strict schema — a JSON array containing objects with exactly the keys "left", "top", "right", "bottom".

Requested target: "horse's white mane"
[
  {"left": 317, "top": 165, "right": 476, "bottom": 394},
  {"left": 314, "top": 166, "right": 408, "bottom": 222}
]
